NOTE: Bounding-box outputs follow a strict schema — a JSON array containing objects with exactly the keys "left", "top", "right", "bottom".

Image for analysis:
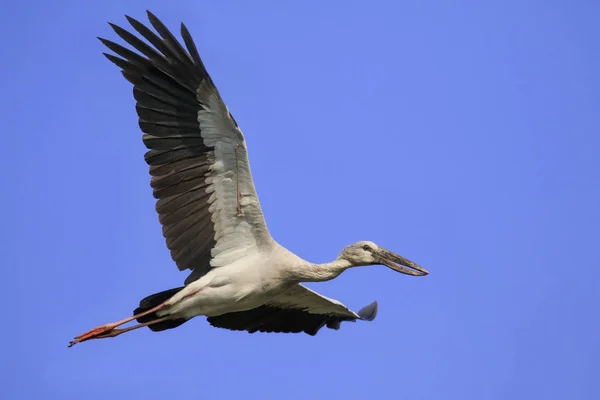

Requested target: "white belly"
[{"left": 159, "top": 259, "right": 291, "bottom": 319}]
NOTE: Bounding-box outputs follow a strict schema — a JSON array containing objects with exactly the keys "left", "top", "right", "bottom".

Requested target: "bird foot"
[
  {"left": 68, "top": 324, "right": 115, "bottom": 347},
  {"left": 67, "top": 302, "right": 172, "bottom": 348}
]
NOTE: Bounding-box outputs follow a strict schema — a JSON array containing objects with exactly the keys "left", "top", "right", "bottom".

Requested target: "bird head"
[{"left": 339, "top": 241, "right": 428, "bottom": 276}]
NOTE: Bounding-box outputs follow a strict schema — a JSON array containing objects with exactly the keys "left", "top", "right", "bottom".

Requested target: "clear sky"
[{"left": 2, "top": 1, "right": 599, "bottom": 399}]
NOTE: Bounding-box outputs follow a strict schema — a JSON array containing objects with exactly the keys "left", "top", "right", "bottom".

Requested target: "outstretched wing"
[
  {"left": 100, "top": 12, "right": 273, "bottom": 284},
  {"left": 207, "top": 284, "right": 378, "bottom": 335}
]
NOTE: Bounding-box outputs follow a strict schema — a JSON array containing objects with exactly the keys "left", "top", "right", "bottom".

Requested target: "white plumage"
[{"left": 69, "top": 11, "right": 428, "bottom": 347}]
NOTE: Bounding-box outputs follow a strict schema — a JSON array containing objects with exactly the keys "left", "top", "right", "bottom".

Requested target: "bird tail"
[{"left": 133, "top": 287, "right": 189, "bottom": 332}]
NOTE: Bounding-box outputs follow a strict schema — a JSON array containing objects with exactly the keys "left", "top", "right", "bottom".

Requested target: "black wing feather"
[
  {"left": 207, "top": 306, "right": 360, "bottom": 336},
  {"left": 101, "top": 11, "right": 219, "bottom": 282}
]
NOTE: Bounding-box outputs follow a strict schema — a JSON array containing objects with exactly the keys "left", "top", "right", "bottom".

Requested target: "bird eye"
[{"left": 363, "top": 245, "right": 370, "bottom": 251}]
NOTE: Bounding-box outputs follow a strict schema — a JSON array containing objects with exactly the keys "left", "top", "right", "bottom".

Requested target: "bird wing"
[
  {"left": 100, "top": 12, "right": 272, "bottom": 284},
  {"left": 207, "top": 284, "right": 378, "bottom": 335}
]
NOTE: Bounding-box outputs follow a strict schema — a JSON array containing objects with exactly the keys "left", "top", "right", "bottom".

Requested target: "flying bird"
[{"left": 69, "top": 11, "right": 428, "bottom": 347}]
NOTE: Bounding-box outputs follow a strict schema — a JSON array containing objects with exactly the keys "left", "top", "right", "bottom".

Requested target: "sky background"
[{"left": 2, "top": 1, "right": 599, "bottom": 399}]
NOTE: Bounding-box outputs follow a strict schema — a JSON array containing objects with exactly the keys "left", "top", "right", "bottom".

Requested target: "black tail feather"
[{"left": 133, "top": 287, "right": 189, "bottom": 332}]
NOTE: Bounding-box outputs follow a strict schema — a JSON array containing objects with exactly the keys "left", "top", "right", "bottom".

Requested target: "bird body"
[
  {"left": 164, "top": 245, "right": 295, "bottom": 318},
  {"left": 68, "top": 11, "right": 428, "bottom": 347}
]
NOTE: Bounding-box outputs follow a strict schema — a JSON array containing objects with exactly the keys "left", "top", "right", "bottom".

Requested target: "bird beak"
[{"left": 376, "top": 248, "right": 428, "bottom": 276}]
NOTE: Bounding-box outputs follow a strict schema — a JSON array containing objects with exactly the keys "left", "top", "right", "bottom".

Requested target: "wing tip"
[
  {"left": 146, "top": 9, "right": 157, "bottom": 21},
  {"left": 358, "top": 301, "right": 378, "bottom": 321}
]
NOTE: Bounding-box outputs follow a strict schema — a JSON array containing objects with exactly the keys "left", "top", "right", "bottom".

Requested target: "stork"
[{"left": 68, "top": 11, "right": 428, "bottom": 347}]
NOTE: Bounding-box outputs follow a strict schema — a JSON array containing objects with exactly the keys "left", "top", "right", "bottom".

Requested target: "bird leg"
[
  {"left": 68, "top": 302, "right": 168, "bottom": 348},
  {"left": 88, "top": 316, "right": 173, "bottom": 340}
]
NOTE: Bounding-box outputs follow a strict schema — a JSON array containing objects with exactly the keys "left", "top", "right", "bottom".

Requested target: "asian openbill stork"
[{"left": 68, "top": 11, "right": 428, "bottom": 347}]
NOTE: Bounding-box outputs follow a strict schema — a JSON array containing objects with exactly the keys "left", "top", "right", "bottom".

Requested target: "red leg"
[
  {"left": 179, "top": 288, "right": 202, "bottom": 301},
  {"left": 68, "top": 302, "right": 169, "bottom": 347},
  {"left": 88, "top": 315, "right": 173, "bottom": 340}
]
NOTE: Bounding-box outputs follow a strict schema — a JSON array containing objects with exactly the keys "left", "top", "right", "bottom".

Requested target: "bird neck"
[{"left": 289, "top": 258, "right": 353, "bottom": 283}]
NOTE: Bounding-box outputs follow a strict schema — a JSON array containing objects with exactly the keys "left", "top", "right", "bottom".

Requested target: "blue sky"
[{"left": 3, "top": 1, "right": 599, "bottom": 399}]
